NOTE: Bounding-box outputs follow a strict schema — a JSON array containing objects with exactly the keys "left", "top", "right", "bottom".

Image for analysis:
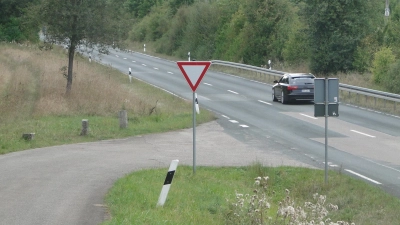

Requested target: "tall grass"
[
  {"left": 0, "top": 44, "right": 215, "bottom": 154},
  {"left": 102, "top": 165, "right": 400, "bottom": 225}
]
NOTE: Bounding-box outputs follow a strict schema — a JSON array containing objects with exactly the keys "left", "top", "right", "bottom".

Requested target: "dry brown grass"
[
  {"left": 0, "top": 44, "right": 159, "bottom": 122},
  {"left": 0, "top": 43, "right": 215, "bottom": 154}
]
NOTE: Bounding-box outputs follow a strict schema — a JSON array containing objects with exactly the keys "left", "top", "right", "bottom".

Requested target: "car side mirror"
[{"left": 273, "top": 80, "right": 278, "bottom": 83}]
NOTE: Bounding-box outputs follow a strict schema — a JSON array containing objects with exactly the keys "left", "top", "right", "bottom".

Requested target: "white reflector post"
[
  {"left": 157, "top": 159, "right": 179, "bottom": 207},
  {"left": 195, "top": 93, "right": 200, "bottom": 114}
]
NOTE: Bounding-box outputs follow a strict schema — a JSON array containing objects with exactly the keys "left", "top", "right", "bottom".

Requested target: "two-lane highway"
[{"left": 97, "top": 49, "right": 400, "bottom": 198}]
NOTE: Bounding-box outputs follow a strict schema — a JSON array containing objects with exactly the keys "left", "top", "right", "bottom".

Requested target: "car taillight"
[{"left": 287, "top": 86, "right": 298, "bottom": 91}]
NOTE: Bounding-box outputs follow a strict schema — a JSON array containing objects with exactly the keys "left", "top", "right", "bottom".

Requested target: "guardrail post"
[{"left": 348, "top": 91, "right": 351, "bottom": 103}]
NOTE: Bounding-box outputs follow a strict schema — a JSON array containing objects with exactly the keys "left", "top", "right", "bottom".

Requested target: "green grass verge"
[
  {"left": 0, "top": 112, "right": 213, "bottom": 154},
  {"left": 102, "top": 165, "right": 400, "bottom": 225},
  {"left": 0, "top": 43, "right": 215, "bottom": 154}
]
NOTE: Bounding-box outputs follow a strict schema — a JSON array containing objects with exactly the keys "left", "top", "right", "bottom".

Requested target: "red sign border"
[{"left": 176, "top": 61, "right": 211, "bottom": 92}]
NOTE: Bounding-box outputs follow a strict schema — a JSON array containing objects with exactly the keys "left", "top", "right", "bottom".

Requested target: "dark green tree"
[
  {"left": 304, "top": 0, "right": 381, "bottom": 75},
  {"left": 0, "top": 0, "right": 40, "bottom": 42},
  {"left": 240, "top": 0, "right": 296, "bottom": 66},
  {"left": 169, "top": 0, "right": 194, "bottom": 14},
  {"left": 33, "top": 0, "right": 125, "bottom": 95},
  {"left": 124, "top": 0, "right": 162, "bottom": 18}
]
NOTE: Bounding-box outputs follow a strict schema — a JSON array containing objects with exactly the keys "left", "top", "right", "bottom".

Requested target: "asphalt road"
[
  {"left": 1, "top": 48, "right": 400, "bottom": 224},
  {"left": 0, "top": 121, "right": 310, "bottom": 225},
  {"left": 99, "top": 49, "right": 400, "bottom": 197}
]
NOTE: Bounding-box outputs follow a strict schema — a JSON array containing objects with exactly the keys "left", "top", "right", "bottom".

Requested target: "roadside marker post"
[
  {"left": 176, "top": 61, "right": 211, "bottom": 174},
  {"left": 157, "top": 159, "right": 179, "bottom": 207},
  {"left": 195, "top": 93, "right": 200, "bottom": 114},
  {"left": 128, "top": 67, "right": 132, "bottom": 83}
]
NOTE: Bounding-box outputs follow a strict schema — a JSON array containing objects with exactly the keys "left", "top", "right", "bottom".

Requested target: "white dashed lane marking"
[
  {"left": 258, "top": 100, "right": 272, "bottom": 105},
  {"left": 204, "top": 83, "right": 213, "bottom": 86},
  {"left": 300, "top": 113, "right": 317, "bottom": 120},
  {"left": 351, "top": 130, "right": 376, "bottom": 138},
  {"left": 229, "top": 120, "right": 239, "bottom": 123},
  {"left": 142, "top": 64, "right": 147, "bottom": 66},
  {"left": 167, "top": 72, "right": 173, "bottom": 74},
  {"left": 227, "top": 90, "right": 238, "bottom": 94}
]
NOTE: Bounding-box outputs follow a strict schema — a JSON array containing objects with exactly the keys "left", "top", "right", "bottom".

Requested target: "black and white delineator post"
[
  {"left": 176, "top": 61, "right": 211, "bottom": 174},
  {"left": 157, "top": 159, "right": 179, "bottom": 207},
  {"left": 128, "top": 67, "right": 132, "bottom": 83},
  {"left": 314, "top": 78, "right": 339, "bottom": 184},
  {"left": 195, "top": 93, "right": 200, "bottom": 114}
]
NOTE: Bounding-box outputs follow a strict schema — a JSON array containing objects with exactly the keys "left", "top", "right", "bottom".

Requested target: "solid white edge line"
[
  {"left": 300, "top": 113, "right": 318, "bottom": 120},
  {"left": 345, "top": 169, "right": 382, "bottom": 184},
  {"left": 362, "top": 158, "right": 400, "bottom": 173},
  {"left": 227, "top": 90, "right": 238, "bottom": 94},
  {"left": 134, "top": 77, "right": 182, "bottom": 99},
  {"left": 350, "top": 130, "right": 376, "bottom": 138},
  {"left": 258, "top": 100, "right": 272, "bottom": 105}
]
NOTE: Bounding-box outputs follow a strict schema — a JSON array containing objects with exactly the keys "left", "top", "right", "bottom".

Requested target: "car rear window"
[{"left": 290, "top": 77, "right": 314, "bottom": 85}]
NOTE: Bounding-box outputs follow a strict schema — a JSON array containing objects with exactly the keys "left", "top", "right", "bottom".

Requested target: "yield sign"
[{"left": 176, "top": 61, "right": 211, "bottom": 92}]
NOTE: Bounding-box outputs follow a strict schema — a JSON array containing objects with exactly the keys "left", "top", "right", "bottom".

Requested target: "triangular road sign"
[{"left": 177, "top": 61, "right": 211, "bottom": 92}]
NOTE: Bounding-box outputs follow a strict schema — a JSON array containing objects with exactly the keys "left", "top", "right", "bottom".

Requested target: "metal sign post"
[
  {"left": 176, "top": 61, "right": 211, "bottom": 174},
  {"left": 192, "top": 92, "right": 196, "bottom": 174},
  {"left": 324, "top": 79, "right": 329, "bottom": 184},
  {"left": 314, "top": 78, "right": 339, "bottom": 184}
]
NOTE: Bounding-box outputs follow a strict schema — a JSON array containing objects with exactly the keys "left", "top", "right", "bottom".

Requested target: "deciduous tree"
[
  {"left": 34, "top": 0, "right": 124, "bottom": 95},
  {"left": 304, "top": 0, "right": 381, "bottom": 74}
]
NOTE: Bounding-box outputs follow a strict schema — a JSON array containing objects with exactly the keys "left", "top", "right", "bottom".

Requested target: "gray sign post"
[
  {"left": 177, "top": 61, "right": 211, "bottom": 174},
  {"left": 314, "top": 78, "right": 339, "bottom": 184}
]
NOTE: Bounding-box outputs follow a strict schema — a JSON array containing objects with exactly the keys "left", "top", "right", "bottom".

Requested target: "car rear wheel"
[{"left": 281, "top": 91, "right": 287, "bottom": 104}]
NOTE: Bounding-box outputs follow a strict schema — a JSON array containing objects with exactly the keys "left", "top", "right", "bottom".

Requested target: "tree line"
[{"left": 1, "top": 0, "right": 400, "bottom": 93}]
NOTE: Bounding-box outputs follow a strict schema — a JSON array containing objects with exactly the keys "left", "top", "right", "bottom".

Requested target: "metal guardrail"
[
  {"left": 211, "top": 60, "right": 400, "bottom": 106},
  {"left": 212, "top": 60, "right": 284, "bottom": 76}
]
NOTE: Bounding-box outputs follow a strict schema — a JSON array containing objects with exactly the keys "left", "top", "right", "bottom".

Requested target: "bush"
[
  {"left": 383, "top": 60, "right": 400, "bottom": 94},
  {"left": 371, "top": 47, "right": 396, "bottom": 84},
  {"left": 226, "top": 176, "right": 355, "bottom": 225}
]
